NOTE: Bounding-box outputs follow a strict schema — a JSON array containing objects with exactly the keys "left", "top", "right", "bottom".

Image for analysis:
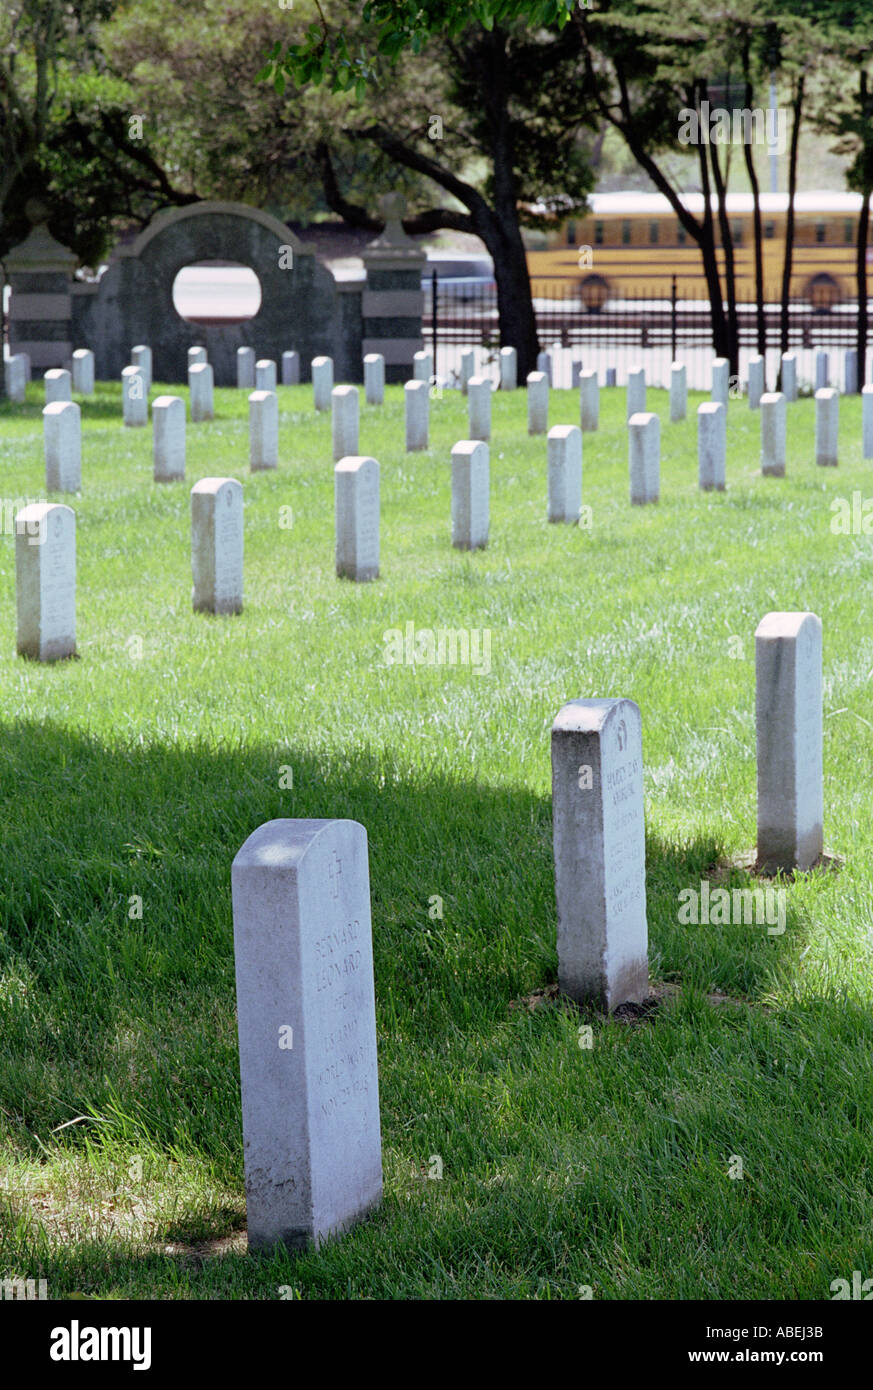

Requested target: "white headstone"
[
  {"left": 20, "top": 352, "right": 32, "bottom": 384},
  {"left": 571, "top": 360, "right": 583, "bottom": 390},
  {"left": 669, "top": 362, "right": 687, "bottom": 422},
  {"left": 122, "top": 365, "right": 148, "bottom": 426},
  {"left": 626, "top": 365, "right": 645, "bottom": 419},
  {"left": 815, "top": 388, "right": 838, "bottom": 466},
  {"left": 332, "top": 385, "right": 360, "bottom": 462},
  {"left": 231, "top": 817, "right": 382, "bottom": 1252},
  {"left": 760, "top": 392, "right": 786, "bottom": 477},
  {"left": 364, "top": 354, "right": 385, "bottom": 406},
  {"left": 845, "top": 348, "right": 858, "bottom": 396},
  {"left": 451, "top": 440, "right": 489, "bottom": 550},
  {"left": 413, "top": 350, "right": 432, "bottom": 382},
  {"left": 153, "top": 395, "right": 186, "bottom": 482},
  {"left": 44, "top": 369, "right": 71, "bottom": 405},
  {"left": 15, "top": 502, "right": 76, "bottom": 662},
  {"left": 755, "top": 611, "right": 823, "bottom": 872},
  {"left": 72, "top": 349, "right": 95, "bottom": 395},
  {"left": 551, "top": 697, "right": 648, "bottom": 1011},
  {"left": 468, "top": 376, "right": 491, "bottom": 443},
  {"left": 579, "top": 370, "right": 599, "bottom": 432},
  {"left": 249, "top": 390, "right": 279, "bottom": 471},
  {"left": 188, "top": 346, "right": 207, "bottom": 369},
  {"left": 189, "top": 363, "right": 214, "bottom": 423},
  {"left": 536, "top": 350, "right": 552, "bottom": 385},
  {"left": 863, "top": 384, "right": 873, "bottom": 460},
  {"left": 312, "top": 356, "right": 334, "bottom": 412},
  {"left": 335, "top": 456, "right": 379, "bottom": 582},
  {"left": 629, "top": 411, "right": 660, "bottom": 504},
  {"left": 43, "top": 401, "right": 81, "bottom": 493},
  {"left": 697, "top": 401, "right": 726, "bottom": 491},
  {"left": 256, "top": 359, "right": 277, "bottom": 392},
  {"left": 191, "top": 477, "right": 243, "bottom": 614},
  {"left": 131, "top": 345, "right": 152, "bottom": 394},
  {"left": 815, "top": 349, "right": 828, "bottom": 391},
  {"left": 460, "top": 349, "right": 475, "bottom": 395},
  {"left": 547, "top": 425, "right": 582, "bottom": 525},
  {"left": 748, "top": 354, "right": 764, "bottom": 409},
  {"left": 282, "top": 350, "right": 300, "bottom": 386},
  {"left": 781, "top": 352, "right": 798, "bottom": 403},
  {"left": 711, "top": 357, "right": 729, "bottom": 406},
  {"left": 7, "top": 355, "right": 27, "bottom": 403},
  {"left": 499, "top": 346, "right": 517, "bottom": 391},
  {"left": 405, "top": 380, "right": 429, "bottom": 451},
  {"left": 605, "top": 367, "right": 617, "bottom": 388},
  {"left": 237, "top": 347, "right": 256, "bottom": 390},
  {"left": 527, "top": 371, "right": 549, "bottom": 435}
]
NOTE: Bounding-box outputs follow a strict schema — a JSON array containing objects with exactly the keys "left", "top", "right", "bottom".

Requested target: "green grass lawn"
[{"left": 1, "top": 374, "right": 872, "bottom": 1300}]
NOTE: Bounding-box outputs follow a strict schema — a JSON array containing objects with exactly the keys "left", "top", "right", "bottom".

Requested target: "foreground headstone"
[
  {"left": 43, "top": 402, "right": 82, "bottom": 493},
  {"left": 711, "top": 357, "right": 729, "bottom": 406},
  {"left": 405, "top": 380, "right": 429, "bottom": 451},
  {"left": 333, "top": 385, "right": 360, "bottom": 462},
  {"left": 282, "top": 350, "right": 300, "bottom": 386},
  {"left": 547, "top": 426, "right": 582, "bottom": 524},
  {"left": 335, "top": 456, "right": 379, "bottom": 581},
  {"left": 191, "top": 477, "right": 243, "bottom": 614},
  {"left": 579, "top": 370, "right": 599, "bottom": 432},
  {"left": 626, "top": 366, "right": 645, "bottom": 419},
  {"left": 669, "top": 362, "right": 687, "bottom": 422},
  {"left": 606, "top": 367, "right": 617, "bottom": 388},
  {"left": 451, "top": 440, "right": 489, "bottom": 549},
  {"left": 844, "top": 348, "right": 858, "bottom": 396},
  {"left": 312, "top": 356, "right": 334, "bottom": 412},
  {"left": 364, "top": 353, "right": 385, "bottom": 406},
  {"left": 460, "top": 349, "right": 475, "bottom": 395},
  {"left": 122, "top": 365, "right": 148, "bottom": 426},
  {"left": 551, "top": 697, "right": 648, "bottom": 1011},
  {"left": 760, "top": 392, "right": 786, "bottom": 477},
  {"left": 256, "top": 359, "right": 277, "bottom": 392},
  {"left": 748, "top": 354, "right": 764, "bottom": 409},
  {"left": 189, "top": 363, "right": 214, "bottom": 422},
  {"left": 153, "top": 395, "right": 186, "bottom": 481},
  {"left": 697, "top": 401, "right": 726, "bottom": 491},
  {"left": 72, "top": 349, "right": 95, "bottom": 395},
  {"left": 249, "top": 390, "right": 279, "bottom": 471},
  {"left": 188, "top": 346, "right": 207, "bottom": 369},
  {"left": 815, "top": 388, "right": 838, "bottom": 466},
  {"left": 7, "top": 355, "right": 27, "bottom": 403},
  {"left": 237, "top": 347, "right": 256, "bottom": 390},
  {"left": 863, "top": 384, "right": 873, "bottom": 460},
  {"left": 413, "top": 350, "right": 432, "bottom": 383},
  {"left": 45, "top": 369, "right": 71, "bottom": 405},
  {"left": 755, "top": 611, "right": 823, "bottom": 873},
  {"left": 527, "top": 371, "right": 549, "bottom": 435},
  {"left": 15, "top": 502, "right": 76, "bottom": 662},
  {"left": 781, "top": 352, "right": 798, "bottom": 403},
  {"left": 231, "top": 817, "right": 382, "bottom": 1252},
  {"left": 499, "top": 346, "right": 517, "bottom": 391},
  {"left": 131, "top": 345, "right": 152, "bottom": 394},
  {"left": 815, "top": 349, "right": 828, "bottom": 391},
  {"left": 628, "top": 412, "right": 660, "bottom": 504},
  {"left": 468, "top": 376, "right": 491, "bottom": 442}
]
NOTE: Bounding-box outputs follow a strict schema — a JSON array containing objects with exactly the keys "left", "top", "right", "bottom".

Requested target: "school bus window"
[
  {"left": 815, "top": 221, "right": 826, "bottom": 243},
  {"left": 649, "top": 221, "right": 659, "bottom": 244},
  {"left": 844, "top": 219, "right": 854, "bottom": 243},
  {"left": 566, "top": 220, "right": 576, "bottom": 245},
  {"left": 732, "top": 221, "right": 743, "bottom": 245},
  {"left": 677, "top": 223, "right": 687, "bottom": 245},
  {"left": 594, "top": 221, "right": 604, "bottom": 245},
  {"left": 764, "top": 221, "right": 775, "bottom": 239},
  {"left": 622, "top": 220, "right": 631, "bottom": 245}
]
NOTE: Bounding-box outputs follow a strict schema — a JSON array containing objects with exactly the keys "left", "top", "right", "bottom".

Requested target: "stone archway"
[{"left": 72, "top": 202, "right": 359, "bottom": 385}]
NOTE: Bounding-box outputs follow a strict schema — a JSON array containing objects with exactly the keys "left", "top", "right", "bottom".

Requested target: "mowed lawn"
[{"left": 1, "top": 372, "right": 872, "bottom": 1300}]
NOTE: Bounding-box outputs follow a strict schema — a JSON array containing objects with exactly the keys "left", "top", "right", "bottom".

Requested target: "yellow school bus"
[{"left": 523, "top": 191, "right": 868, "bottom": 309}]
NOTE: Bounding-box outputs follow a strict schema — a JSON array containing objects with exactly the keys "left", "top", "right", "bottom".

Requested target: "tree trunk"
[
  {"left": 857, "top": 185, "right": 870, "bottom": 394},
  {"left": 779, "top": 76, "right": 804, "bottom": 381},
  {"left": 742, "top": 58, "right": 766, "bottom": 362},
  {"left": 707, "top": 127, "right": 739, "bottom": 379}
]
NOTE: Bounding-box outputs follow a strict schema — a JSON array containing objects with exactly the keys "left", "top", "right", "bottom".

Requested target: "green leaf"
[
  {"left": 269, "top": 41, "right": 282, "bottom": 60},
  {"left": 273, "top": 71, "right": 286, "bottom": 96},
  {"left": 254, "top": 63, "right": 273, "bottom": 84},
  {"left": 355, "top": 77, "right": 368, "bottom": 101}
]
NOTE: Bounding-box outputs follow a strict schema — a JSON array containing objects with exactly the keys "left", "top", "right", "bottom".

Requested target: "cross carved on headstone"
[{"left": 329, "top": 851, "right": 342, "bottom": 899}]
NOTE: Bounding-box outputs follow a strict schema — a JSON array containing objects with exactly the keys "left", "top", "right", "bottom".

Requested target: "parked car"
[{"left": 422, "top": 253, "right": 496, "bottom": 301}]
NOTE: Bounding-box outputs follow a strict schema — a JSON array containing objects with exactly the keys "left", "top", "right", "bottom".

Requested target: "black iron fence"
[{"left": 423, "top": 271, "right": 870, "bottom": 391}]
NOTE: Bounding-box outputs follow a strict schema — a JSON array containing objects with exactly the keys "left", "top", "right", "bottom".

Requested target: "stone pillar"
[
  {"left": 5, "top": 199, "right": 78, "bottom": 374},
  {"left": 362, "top": 193, "right": 426, "bottom": 385}
]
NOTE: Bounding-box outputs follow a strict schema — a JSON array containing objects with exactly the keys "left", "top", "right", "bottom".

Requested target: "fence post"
[
  {"left": 671, "top": 275, "right": 678, "bottom": 362},
  {"left": 432, "top": 268, "right": 438, "bottom": 383}
]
